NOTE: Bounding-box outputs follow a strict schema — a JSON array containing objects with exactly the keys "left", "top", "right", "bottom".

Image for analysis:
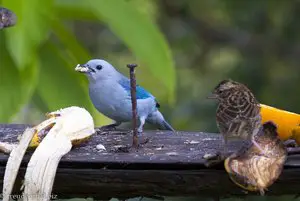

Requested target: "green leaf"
[
  {"left": 86, "top": 0, "right": 176, "bottom": 103},
  {"left": 50, "top": 18, "right": 90, "bottom": 63},
  {"left": 2, "top": 0, "right": 53, "bottom": 69},
  {"left": 19, "top": 59, "right": 39, "bottom": 109},
  {"left": 0, "top": 33, "right": 22, "bottom": 122},
  {"left": 50, "top": 19, "right": 112, "bottom": 125},
  {"left": 55, "top": 0, "right": 97, "bottom": 21},
  {"left": 32, "top": 92, "right": 49, "bottom": 114},
  {"left": 36, "top": 42, "right": 111, "bottom": 126}
]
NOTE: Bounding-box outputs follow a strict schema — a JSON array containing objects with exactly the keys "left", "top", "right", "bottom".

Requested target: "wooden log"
[{"left": 0, "top": 124, "right": 300, "bottom": 200}]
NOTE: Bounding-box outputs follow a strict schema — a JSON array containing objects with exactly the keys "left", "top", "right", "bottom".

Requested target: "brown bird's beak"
[{"left": 207, "top": 93, "right": 218, "bottom": 99}]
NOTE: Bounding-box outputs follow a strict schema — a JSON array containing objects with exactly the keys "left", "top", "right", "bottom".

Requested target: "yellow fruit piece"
[
  {"left": 28, "top": 132, "right": 40, "bottom": 148},
  {"left": 292, "top": 126, "right": 300, "bottom": 145},
  {"left": 260, "top": 104, "right": 300, "bottom": 142},
  {"left": 71, "top": 136, "right": 92, "bottom": 146},
  {"left": 28, "top": 128, "right": 92, "bottom": 148}
]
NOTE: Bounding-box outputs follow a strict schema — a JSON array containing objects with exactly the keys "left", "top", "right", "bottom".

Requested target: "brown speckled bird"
[
  {"left": 209, "top": 79, "right": 263, "bottom": 156},
  {"left": 224, "top": 121, "right": 287, "bottom": 195}
]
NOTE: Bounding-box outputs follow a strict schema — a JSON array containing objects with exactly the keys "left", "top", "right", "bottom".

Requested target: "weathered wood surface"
[{"left": 0, "top": 124, "right": 300, "bottom": 200}]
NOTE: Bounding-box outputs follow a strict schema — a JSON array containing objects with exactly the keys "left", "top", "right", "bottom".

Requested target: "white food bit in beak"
[{"left": 75, "top": 64, "right": 89, "bottom": 72}]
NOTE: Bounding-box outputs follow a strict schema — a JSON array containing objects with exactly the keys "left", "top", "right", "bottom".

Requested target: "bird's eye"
[{"left": 96, "top": 65, "right": 103, "bottom": 70}]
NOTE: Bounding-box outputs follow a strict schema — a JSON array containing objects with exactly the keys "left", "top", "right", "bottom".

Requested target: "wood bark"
[{"left": 0, "top": 124, "right": 299, "bottom": 200}]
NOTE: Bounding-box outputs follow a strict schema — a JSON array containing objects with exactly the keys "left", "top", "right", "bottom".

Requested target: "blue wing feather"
[{"left": 118, "top": 78, "right": 153, "bottom": 100}]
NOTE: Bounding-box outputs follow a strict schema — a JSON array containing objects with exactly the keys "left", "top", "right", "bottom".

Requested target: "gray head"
[{"left": 75, "top": 59, "right": 119, "bottom": 82}]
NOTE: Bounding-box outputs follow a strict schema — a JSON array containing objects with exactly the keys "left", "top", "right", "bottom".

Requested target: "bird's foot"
[
  {"left": 129, "top": 138, "right": 149, "bottom": 151},
  {"left": 203, "top": 151, "right": 227, "bottom": 167},
  {"left": 130, "top": 132, "right": 149, "bottom": 150},
  {"left": 99, "top": 123, "right": 120, "bottom": 131},
  {"left": 287, "top": 147, "right": 300, "bottom": 155},
  {"left": 284, "top": 139, "right": 298, "bottom": 148},
  {"left": 137, "top": 127, "right": 143, "bottom": 134},
  {"left": 284, "top": 139, "right": 299, "bottom": 154},
  {"left": 112, "top": 131, "right": 149, "bottom": 153},
  {"left": 252, "top": 140, "right": 269, "bottom": 157},
  {"left": 259, "top": 187, "right": 266, "bottom": 196},
  {"left": 282, "top": 139, "right": 300, "bottom": 155},
  {"left": 139, "top": 137, "right": 150, "bottom": 145}
]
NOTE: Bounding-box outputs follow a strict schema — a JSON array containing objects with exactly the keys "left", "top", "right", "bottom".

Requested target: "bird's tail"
[{"left": 146, "top": 110, "right": 175, "bottom": 132}]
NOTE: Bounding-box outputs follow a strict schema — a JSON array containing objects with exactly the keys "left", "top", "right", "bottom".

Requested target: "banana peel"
[
  {"left": 224, "top": 104, "right": 299, "bottom": 194},
  {"left": 2, "top": 106, "right": 95, "bottom": 201},
  {"left": 28, "top": 111, "right": 93, "bottom": 148},
  {"left": 224, "top": 121, "right": 287, "bottom": 195},
  {"left": 260, "top": 104, "right": 300, "bottom": 144}
]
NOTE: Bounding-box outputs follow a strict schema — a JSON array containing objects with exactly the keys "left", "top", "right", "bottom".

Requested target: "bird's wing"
[
  {"left": 118, "top": 78, "right": 155, "bottom": 100},
  {"left": 217, "top": 104, "right": 239, "bottom": 124},
  {"left": 217, "top": 103, "right": 244, "bottom": 135},
  {"left": 236, "top": 90, "right": 261, "bottom": 120},
  {"left": 238, "top": 103, "right": 261, "bottom": 120}
]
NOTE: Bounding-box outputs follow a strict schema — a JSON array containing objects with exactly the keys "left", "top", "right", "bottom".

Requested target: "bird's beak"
[
  {"left": 75, "top": 64, "right": 91, "bottom": 73},
  {"left": 207, "top": 93, "right": 218, "bottom": 99}
]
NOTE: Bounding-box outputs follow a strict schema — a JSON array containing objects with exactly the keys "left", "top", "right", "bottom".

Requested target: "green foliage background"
[
  {"left": 0, "top": 0, "right": 176, "bottom": 126},
  {"left": 1, "top": 0, "right": 300, "bottom": 200}
]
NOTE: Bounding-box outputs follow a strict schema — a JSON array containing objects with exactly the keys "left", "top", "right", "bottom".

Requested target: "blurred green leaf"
[
  {"left": 55, "top": 0, "right": 97, "bottom": 21},
  {"left": 19, "top": 59, "right": 39, "bottom": 109},
  {"left": 0, "top": 32, "right": 38, "bottom": 122},
  {"left": 0, "top": 33, "right": 23, "bottom": 122},
  {"left": 36, "top": 43, "right": 111, "bottom": 126},
  {"left": 86, "top": 0, "right": 176, "bottom": 103},
  {"left": 127, "top": 0, "right": 158, "bottom": 20},
  {"left": 50, "top": 18, "right": 90, "bottom": 63},
  {"left": 50, "top": 19, "right": 112, "bottom": 125},
  {"left": 32, "top": 92, "right": 49, "bottom": 114},
  {"left": 2, "top": 0, "right": 53, "bottom": 69},
  {"left": 37, "top": 43, "right": 87, "bottom": 110},
  {"left": 0, "top": 29, "right": 38, "bottom": 122}
]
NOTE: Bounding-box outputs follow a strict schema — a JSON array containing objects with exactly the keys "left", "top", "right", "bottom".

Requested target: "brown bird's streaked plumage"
[
  {"left": 209, "top": 79, "right": 263, "bottom": 155},
  {"left": 224, "top": 121, "right": 287, "bottom": 195}
]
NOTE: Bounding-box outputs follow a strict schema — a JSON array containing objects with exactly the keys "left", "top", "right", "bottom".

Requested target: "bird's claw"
[
  {"left": 114, "top": 144, "right": 140, "bottom": 153},
  {"left": 203, "top": 151, "right": 227, "bottom": 167},
  {"left": 113, "top": 137, "right": 149, "bottom": 153},
  {"left": 283, "top": 139, "right": 300, "bottom": 155},
  {"left": 284, "top": 139, "right": 298, "bottom": 148},
  {"left": 100, "top": 126, "right": 117, "bottom": 131},
  {"left": 287, "top": 147, "right": 300, "bottom": 155},
  {"left": 99, "top": 124, "right": 118, "bottom": 131}
]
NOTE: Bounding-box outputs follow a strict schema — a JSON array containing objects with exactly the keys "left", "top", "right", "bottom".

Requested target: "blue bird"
[{"left": 75, "top": 59, "right": 175, "bottom": 133}]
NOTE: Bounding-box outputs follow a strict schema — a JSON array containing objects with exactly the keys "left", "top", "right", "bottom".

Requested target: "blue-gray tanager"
[{"left": 75, "top": 59, "right": 175, "bottom": 133}]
